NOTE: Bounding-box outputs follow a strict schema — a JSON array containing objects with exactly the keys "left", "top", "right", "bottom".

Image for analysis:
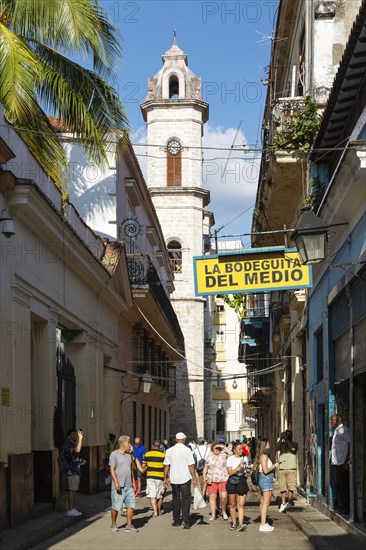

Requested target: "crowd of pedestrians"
[
  {"left": 103, "top": 431, "right": 294, "bottom": 534},
  {"left": 57, "top": 416, "right": 352, "bottom": 536},
  {"left": 60, "top": 426, "right": 299, "bottom": 534}
]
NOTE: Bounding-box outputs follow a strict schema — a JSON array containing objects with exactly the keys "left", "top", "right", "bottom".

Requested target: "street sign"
[{"left": 193, "top": 247, "right": 312, "bottom": 296}]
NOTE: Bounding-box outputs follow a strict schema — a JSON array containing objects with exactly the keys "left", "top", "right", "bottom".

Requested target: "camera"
[
  {"left": 116, "top": 488, "right": 122, "bottom": 495},
  {"left": 79, "top": 429, "right": 83, "bottom": 435}
]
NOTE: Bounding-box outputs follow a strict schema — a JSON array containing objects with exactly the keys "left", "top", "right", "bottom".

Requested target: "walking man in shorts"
[
  {"left": 109, "top": 435, "right": 144, "bottom": 533},
  {"left": 276, "top": 429, "right": 298, "bottom": 511},
  {"left": 142, "top": 440, "right": 166, "bottom": 516}
]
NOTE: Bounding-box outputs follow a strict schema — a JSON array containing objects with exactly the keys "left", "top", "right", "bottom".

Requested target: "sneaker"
[
  {"left": 67, "top": 509, "right": 82, "bottom": 517},
  {"left": 237, "top": 523, "right": 247, "bottom": 532},
  {"left": 279, "top": 503, "right": 287, "bottom": 513},
  {"left": 172, "top": 521, "right": 181, "bottom": 527},
  {"left": 259, "top": 523, "right": 274, "bottom": 532},
  {"left": 124, "top": 525, "right": 138, "bottom": 533},
  {"left": 209, "top": 517, "right": 215, "bottom": 522},
  {"left": 222, "top": 513, "right": 229, "bottom": 520},
  {"left": 230, "top": 523, "right": 237, "bottom": 530},
  {"left": 182, "top": 521, "right": 191, "bottom": 529},
  {"left": 110, "top": 524, "right": 119, "bottom": 532}
]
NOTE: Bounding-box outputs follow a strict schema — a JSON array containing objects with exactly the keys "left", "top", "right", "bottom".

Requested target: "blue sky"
[{"left": 101, "top": 0, "right": 279, "bottom": 242}]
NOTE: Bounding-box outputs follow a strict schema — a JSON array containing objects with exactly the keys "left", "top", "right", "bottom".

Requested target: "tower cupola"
[{"left": 145, "top": 43, "right": 203, "bottom": 102}]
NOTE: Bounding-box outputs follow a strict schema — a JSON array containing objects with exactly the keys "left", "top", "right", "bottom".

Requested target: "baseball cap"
[{"left": 175, "top": 432, "right": 187, "bottom": 439}]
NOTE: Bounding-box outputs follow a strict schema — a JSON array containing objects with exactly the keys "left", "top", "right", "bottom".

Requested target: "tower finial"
[{"left": 173, "top": 28, "right": 177, "bottom": 45}]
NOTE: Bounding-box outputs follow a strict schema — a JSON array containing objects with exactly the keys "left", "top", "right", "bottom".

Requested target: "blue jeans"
[{"left": 171, "top": 480, "right": 191, "bottom": 524}]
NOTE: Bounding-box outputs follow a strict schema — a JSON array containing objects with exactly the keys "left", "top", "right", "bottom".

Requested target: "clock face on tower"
[{"left": 167, "top": 139, "right": 181, "bottom": 156}]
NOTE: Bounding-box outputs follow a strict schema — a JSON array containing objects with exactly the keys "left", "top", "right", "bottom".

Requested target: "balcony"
[
  {"left": 245, "top": 293, "right": 269, "bottom": 319},
  {"left": 271, "top": 97, "right": 306, "bottom": 138},
  {"left": 214, "top": 341, "right": 226, "bottom": 362},
  {"left": 213, "top": 311, "right": 226, "bottom": 326},
  {"left": 132, "top": 328, "right": 177, "bottom": 396},
  {"left": 254, "top": 97, "right": 312, "bottom": 246},
  {"left": 127, "top": 253, "right": 184, "bottom": 352},
  {"left": 247, "top": 366, "right": 273, "bottom": 405}
]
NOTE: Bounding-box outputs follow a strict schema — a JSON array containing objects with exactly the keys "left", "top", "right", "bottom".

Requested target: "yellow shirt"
[{"left": 142, "top": 450, "right": 165, "bottom": 479}]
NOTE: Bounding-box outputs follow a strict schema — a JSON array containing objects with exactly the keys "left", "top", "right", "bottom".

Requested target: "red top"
[{"left": 242, "top": 444, "right": 249, "bottom": 456}]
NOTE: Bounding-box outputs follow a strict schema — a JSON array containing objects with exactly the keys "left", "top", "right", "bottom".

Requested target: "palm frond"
[
  {"left": 0, "top": 22, "right": 69, "bottom": 189},
  {"left": 9, "top": 0, "right": 122, "bottom": 79},
  {"left": 34, "top": 42, "right": 128, "bottom": 166}
]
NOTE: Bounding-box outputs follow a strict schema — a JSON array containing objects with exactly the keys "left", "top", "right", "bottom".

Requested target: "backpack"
[
  {"left": 251, "top": 467, "right": 260, "bottom": 486},
  {"left": 58, "top": 447, "right": 70, "bottom": 475},
  {"left": 196, "top": 447, "right": 207, "bottom": 473}
]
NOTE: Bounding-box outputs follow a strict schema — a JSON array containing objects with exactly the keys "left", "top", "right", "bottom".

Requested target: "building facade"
[
  {"left": 0, "top": 105, "right": 182, "bottom": 528},
  {"left": 252, "top": 0, "right": 365, "bottom": 527},
  {"left": 307, "top": 2, "right": 366, "bottom": 521},
  {"left": 141, "top": 43, "right": 214, "bottom": 437}
]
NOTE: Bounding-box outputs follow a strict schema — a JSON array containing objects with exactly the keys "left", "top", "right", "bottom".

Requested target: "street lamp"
[
  {"left": 290, "top": 206, "right": 327, "bottom": 264},
  {"left": 232, "top": 378, "right": 238, "bottom": 390},
  {"left": 139, "top": 372, "right": 153, "bottom": 393}
]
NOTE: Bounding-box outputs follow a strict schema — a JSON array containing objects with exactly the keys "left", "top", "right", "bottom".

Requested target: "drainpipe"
[
  {"left": 307, "top": 0, "right": 314, "bottom": 98},
  {"left": 346, "top": 285, "right": 355, "bottom": 522}
]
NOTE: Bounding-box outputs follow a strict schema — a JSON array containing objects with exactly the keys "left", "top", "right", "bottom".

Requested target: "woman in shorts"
[
  {"left": 226, "top": 442, "right": 249, "bottom": 531},
  {"left": 203, "top": 441, "right": 230, "bottom": 521},
  {"left": 255, "top": 438, "right": 279, "bottom": 532}
]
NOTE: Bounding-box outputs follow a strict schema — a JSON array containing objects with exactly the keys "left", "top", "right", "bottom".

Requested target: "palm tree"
[{"left": 0, "top": 0, "right": 128, "bottom": 191}]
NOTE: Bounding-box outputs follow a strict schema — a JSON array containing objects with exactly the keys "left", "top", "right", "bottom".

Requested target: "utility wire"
[
  {"left": 1, "top": 122, "right": 362, "bottom": 154},
  {"left": 135, "top": 303, "right": 215, "bottom": 375}
]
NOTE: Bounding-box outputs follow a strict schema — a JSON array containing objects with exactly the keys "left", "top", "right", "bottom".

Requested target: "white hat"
[{"left": 175, "top": 432, "right": 187, "bottom": 440}]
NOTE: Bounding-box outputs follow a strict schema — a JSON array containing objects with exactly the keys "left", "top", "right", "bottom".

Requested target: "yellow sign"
[
  {"left": 194, "top": 248, "right": 312, "bottom": 295},
  {"left": 1, "top": 387, "right": 10, "bottom": 406},
  {"left": 212, "top": 386, "right": 247, "bottom": 401}
]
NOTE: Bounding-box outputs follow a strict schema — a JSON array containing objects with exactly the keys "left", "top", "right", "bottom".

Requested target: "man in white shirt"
[
  {"left": 330, "top": 414, "right": 350, "bottom": 514},
  {"left": 164, "top": 432, "right": 197, "bottom": 529}
]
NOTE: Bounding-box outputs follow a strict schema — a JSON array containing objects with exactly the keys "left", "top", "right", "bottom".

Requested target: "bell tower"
[{"left": 141, "top": 43, "right": 213, "bottom": 437}]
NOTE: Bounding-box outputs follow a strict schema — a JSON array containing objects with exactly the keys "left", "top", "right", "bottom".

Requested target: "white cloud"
[{"left": 202, "top": 124, "right": 258, "bottom": 237}]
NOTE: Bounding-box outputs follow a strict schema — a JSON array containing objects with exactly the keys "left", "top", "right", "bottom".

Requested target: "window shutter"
[
  {"left": 354, "top": 317, "right": 366, "bottom": 376},
  {"left": 167, "top": 153, "right": 182, "bottom": 186},
  {"left": 167, "top": 154, "right": 175, "bottom": 186},
  {"left": 334, "top": 331, "right": 350, "bottom": 383},
  {"left": 174, "top": 152, "right": 181, "bottom": 186}
]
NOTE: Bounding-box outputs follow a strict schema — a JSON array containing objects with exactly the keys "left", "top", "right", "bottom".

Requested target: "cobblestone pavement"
[{"left": 31, "top": 489, "right": 314, "bottom": 550}]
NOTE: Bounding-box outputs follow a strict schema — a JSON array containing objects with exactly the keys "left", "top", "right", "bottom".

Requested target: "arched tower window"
[
  {"left": 162, "top": 69, "right": 185, "bottom": 99},
  {"left": 169, "top": 75, "right": 180, "bottom": 99},
  {"left": 167, "top": 240, "right": 182, "bottom": 273}
]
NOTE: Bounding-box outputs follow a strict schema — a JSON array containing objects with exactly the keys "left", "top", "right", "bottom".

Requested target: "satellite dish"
[{"left": 272, "top": 103, "right": 281, "bottom": 123}]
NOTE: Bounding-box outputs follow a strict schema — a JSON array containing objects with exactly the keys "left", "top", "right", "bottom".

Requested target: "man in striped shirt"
[{"left": 142, "top": 440, "right": 166, "bottom": 516}]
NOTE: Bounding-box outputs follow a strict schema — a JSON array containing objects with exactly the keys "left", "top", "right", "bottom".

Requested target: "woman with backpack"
[{"left": 254, "top": 438, "right": 280, "bottom": 532}]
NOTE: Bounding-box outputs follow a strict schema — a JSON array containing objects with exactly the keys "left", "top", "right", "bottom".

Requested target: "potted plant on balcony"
[{"left": 271, "top": 97, "right": 322, "bottom": 152}]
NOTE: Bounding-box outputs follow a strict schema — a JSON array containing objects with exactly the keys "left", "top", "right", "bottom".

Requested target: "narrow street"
[{"left": 31, "top": 489, "right": 313, "bottom": 550}]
